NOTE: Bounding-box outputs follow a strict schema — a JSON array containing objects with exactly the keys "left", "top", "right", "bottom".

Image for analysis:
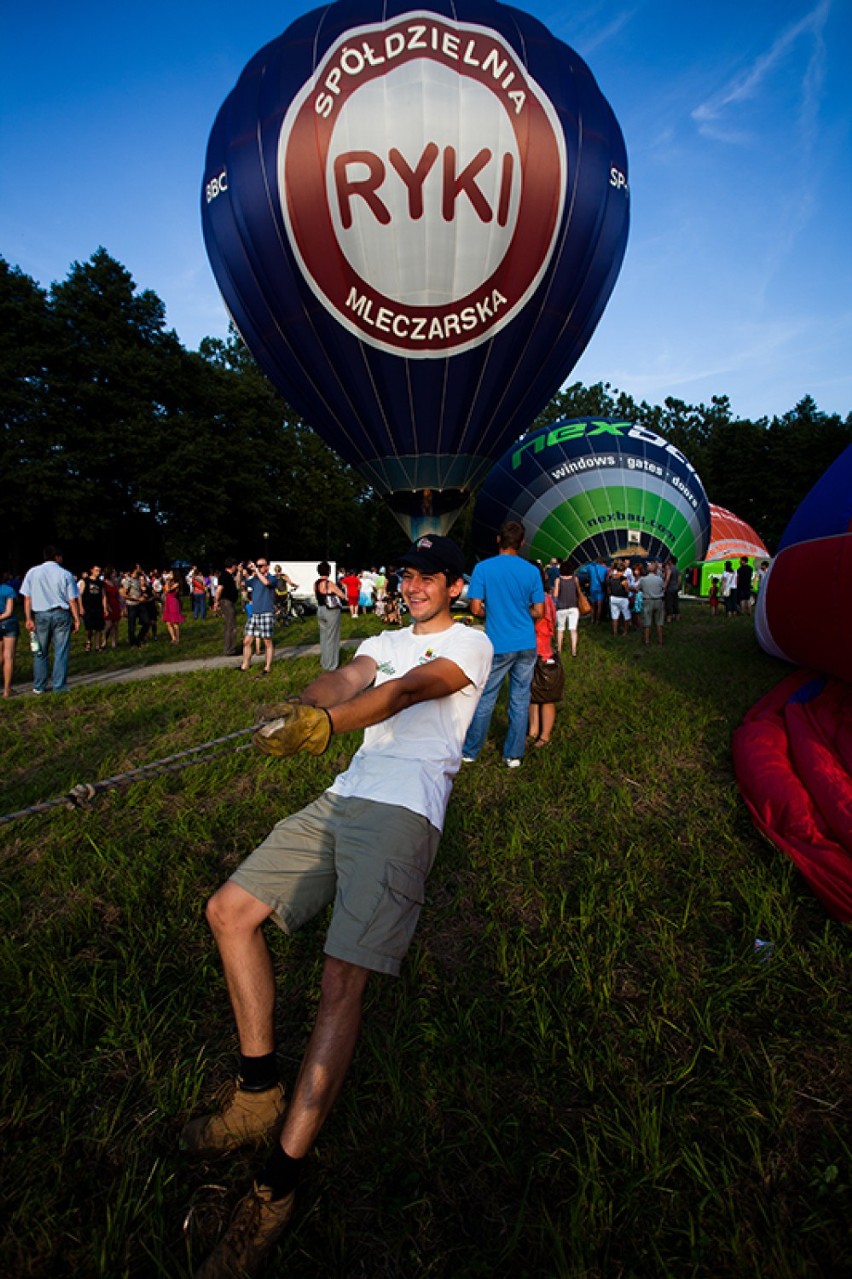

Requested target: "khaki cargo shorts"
[{"left": 230, "top": 792, "right": 441, "bottom": 976}]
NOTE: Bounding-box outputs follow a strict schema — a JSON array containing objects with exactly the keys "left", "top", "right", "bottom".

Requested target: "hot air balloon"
[
  {"left": 755, "top": 442, "right": 852, "bottom": 682},
  {"left": 472, "top": 417, "right": 712, "bottom": 567},
  {"left": 685, "top": 504, "right": 770, "bottom": 596},
  {"left": 202, "top": 0, "right": 629, "bottom": 537},
  {"left": 733, "top": 443, "right": 852, "bottom": 921}
]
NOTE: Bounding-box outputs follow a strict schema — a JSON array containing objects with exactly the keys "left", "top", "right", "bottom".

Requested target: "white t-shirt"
[{"left": 329, "top": 622, "right": 493, "bottom": 830}]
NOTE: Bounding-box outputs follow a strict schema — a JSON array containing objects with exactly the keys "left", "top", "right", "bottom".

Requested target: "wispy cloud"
[
  {"left": 689, "top": 2, "right": 832, "bottom": 305},
  {"left": 604, "top": 314, "right": 811, "bottom": 402},
  {"left": 691, "top": 0, "right": 830, "bottom": 146},
  {"left": 578, "top": 8, "right": 636, "bottom": 56},
  {"left": 542, "top": 2, "right": 635, "bottom": 57}
]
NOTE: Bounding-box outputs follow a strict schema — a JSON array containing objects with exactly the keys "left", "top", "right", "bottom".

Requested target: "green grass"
[
  {"left": 1, "top": 605, "right": 850, "bottom": 1277},
  {"left": 9, "top": 608, "right": 338, "bottom": 686}
]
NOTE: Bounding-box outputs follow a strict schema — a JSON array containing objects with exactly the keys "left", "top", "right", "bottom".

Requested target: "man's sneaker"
[
  {"left": 181, "top": 1080, "right": 286, "bottom": 1159},
  {"left": 461, "top": 755, "right": 476, "bottom": 763},
  {"left": 505, "top": 757, "right": 522, "bottom": 768},
  {"left": 195, "top": 1183, "right": 295, "bottom": 1279}
]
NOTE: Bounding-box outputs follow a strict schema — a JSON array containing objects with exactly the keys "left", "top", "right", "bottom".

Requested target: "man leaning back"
[{"left": 184, "top": 534, "right": 492, "bottom": 1279}]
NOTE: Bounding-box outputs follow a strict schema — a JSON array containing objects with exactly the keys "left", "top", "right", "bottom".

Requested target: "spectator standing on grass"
[
  {"left": 587, "top": 556, "right": 608, "bottom": 623},
  {"left": 341, "top": 568, "right": 360, "bottom": 618},
  {"left": 20, "top": 547, "right": 81, "bottom": 695},
  {"left": 641, "top": 561, "right": 665, "bottom": 646},
  {"left": 238, "top": 558, "right": 277, "bottom": 674},
  {"left": 721, "top": 561, "right": 739, "bottom": 617},
  {"left": 631, "top": 570, "right": 644, "bottom": 631},
  {"left": 190, "top": 566, "right": 207, "bottom": 621},
  {"left": 213, "top": 558, "right": 239, "bottom": 656},
  {"left": 80, "top": 564, "right": 107, "bottom": 652},
  {"left": 121, "top": 565, "right": 150, "bottom": 647},
  {"left": 0, "top": 571, "right": 20, "bottom": 698},
  {"left": 553, "top": 559, "right": 580, "bottom": 658},
  {"left": 708, "top": 577, "right": 720, "bottom": 616},
  {"left": 528, "top": 569, "right": 561, "bottom": 747},
  {"left": 461, "top": 520, "right": 544, "bottom": 768},
  {"left": 736, "top": 557, "right": 754, "bottom": 614},
  {"left": 358, "top": 568, "right": 375, "bottom": 613},
  {"left": 183, "top": 535, "right": 491, "bottom": 1279},
  {"left": 162, "top": 570, "right": 184, "bottom": 644},
  {"left": 314, "top": 561, "right": 346, "bottom": 671},
  {"left": 608, "top": 560, "right": 631, "bottom": 637},
  {"left": 663, "top": 556, "right": 681, "bottom": 623},
  {"left": 102, "top": 568, "right": 122, "bottom": 649},
  {"left": 544, "top": 556, "right": 561, "bottom": 593},
  {"left": 144, "top": 572, "right": 159, "bottom": 641}
]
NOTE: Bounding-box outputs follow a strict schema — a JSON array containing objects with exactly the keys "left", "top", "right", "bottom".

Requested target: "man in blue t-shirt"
[
  {"left": 461, "top": 520, "right": 544, "bottom": 767},
  {"left": 238, "top": 557, "right": 278, "bottom": 674},
  {"left": 586, "top": 557, "right": 609, "bottom": 623}
]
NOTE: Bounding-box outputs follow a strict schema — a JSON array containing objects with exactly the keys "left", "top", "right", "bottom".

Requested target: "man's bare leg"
[
  {"left": 264, "top": 637, "right": 274, "bottom": 674},
  {"left": 278, "top": 955, "right": 370, "bottom": 1158},
  {"left": 181, "top": 884, "right": 283, "bottom": 1161},
  {"left": 206, "top": 882, "right": 277, "bottom": 1054}
]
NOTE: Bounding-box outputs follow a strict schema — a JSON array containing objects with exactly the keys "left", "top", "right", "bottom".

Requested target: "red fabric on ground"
[{"left": 732, "top": 669, "right": 852, "bottom": 922}]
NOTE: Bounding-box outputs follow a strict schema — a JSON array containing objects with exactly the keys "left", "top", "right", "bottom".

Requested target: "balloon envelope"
[
  {"left": 473, "top": 417, "right": 712, "bottom": 566},
  {"left": 733, "top": 670, "right": 852, "bottom": 922},
  {"left": 705, "top": 505, "right": 769, "bottom": 563},
  {"left": 755, "top": 442, "right": 852, "bottom": 683},
  {"left": 202, "top": 0, "right": 629, "bottom": 536}
]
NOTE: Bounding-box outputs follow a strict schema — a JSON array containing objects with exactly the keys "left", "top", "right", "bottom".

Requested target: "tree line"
[{"left": 3, "top": 249, "right": 850, "bottom": 574}]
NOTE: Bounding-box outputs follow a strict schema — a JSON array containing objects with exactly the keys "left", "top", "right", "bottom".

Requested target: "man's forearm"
[
  {"left": 325, "top": 679, "right": 417, "bottom": 735},
  {"left": 298, "top": 659, "right": 374, "bottom": 711},
  {"left": 297, "top": 657, "right": 466, "bottom": 736}
]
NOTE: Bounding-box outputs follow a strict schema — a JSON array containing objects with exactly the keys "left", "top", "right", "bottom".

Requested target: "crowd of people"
[
  {"left": 0, "top": 552, "right": 418, "bottom": 697},
  {"left": 711, "top": 556, "right": 770, "bottom": 618},
  {"left": 2, "top": 545, "right": 767, "bottom": 706}
]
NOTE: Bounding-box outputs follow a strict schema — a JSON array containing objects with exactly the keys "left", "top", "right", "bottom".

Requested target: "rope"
[{"left": 0, "top": 721, "right": 270, "bottom": 828}]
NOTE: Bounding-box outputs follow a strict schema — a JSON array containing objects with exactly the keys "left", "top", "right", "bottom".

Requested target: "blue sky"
[{"left": 2, "top": 0, "right": 850, "bottom": 422}]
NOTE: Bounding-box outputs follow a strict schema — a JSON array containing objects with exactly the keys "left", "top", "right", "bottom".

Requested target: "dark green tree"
[
  {"left": 44, "top": 248, "right": 185, "bottom": 563},
  {"left": 0, "top": 259, "right": 56, "bottom": 568}
]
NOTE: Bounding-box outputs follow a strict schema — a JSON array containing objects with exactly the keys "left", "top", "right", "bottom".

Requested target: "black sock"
[
  {"left": 238, "top": 1051, "right": 278, "bottom": 1092},
  {"left": 260, "top": 1145, "right": 306, "bottom": 1200}
]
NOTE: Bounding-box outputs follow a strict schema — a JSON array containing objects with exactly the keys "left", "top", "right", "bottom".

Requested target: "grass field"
[{"left": 1, "top": 606, "right": 850, "bottom": 1278}]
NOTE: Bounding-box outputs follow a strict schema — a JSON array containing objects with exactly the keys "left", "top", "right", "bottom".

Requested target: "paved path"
[{"left": 20, "top": 639, "right": 363, "bottom": 694}]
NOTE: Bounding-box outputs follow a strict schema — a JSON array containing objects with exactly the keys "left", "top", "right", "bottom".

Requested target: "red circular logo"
[{"left": 279, "top": 12, "right": 566, "bottom": 356}]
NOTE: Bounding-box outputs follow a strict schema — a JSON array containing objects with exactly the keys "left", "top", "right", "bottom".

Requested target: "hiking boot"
[
  {"left": 181, "top": 1080, "right": 286, "bottom": 1159},
  {"left": 195, "top": 1183, "right": 295, "bottom": 1278}
]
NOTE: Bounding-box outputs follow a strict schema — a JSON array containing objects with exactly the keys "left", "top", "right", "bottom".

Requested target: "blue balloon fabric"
[{"left": 202, "top": 0, "right": 629, "bottom": 536}]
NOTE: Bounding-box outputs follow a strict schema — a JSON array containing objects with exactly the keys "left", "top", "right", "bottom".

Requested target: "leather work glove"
[{"left": 253, "top": 703, "right": 333, "bottom": 758}]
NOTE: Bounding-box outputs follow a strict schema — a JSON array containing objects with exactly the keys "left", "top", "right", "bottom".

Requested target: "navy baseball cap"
[{"left": 398, "top": 535, "right": 466, "bottom": 581}]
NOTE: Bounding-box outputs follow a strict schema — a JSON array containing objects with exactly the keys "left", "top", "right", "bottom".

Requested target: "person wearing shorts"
[
  {"left": 553, "top": 560, "right": 580, "bottom": 657},
  {"left": 641, "top": 562, "right": 666, "bottom": 646},
  {"left": 0, "top": 572, "right": 20, "bottom": 698},
  {"left": 238, "top": 558, "right": 278, "bottom": 674},
  {"left": 185, "top": 535, "right": 492, "bottom": 1279},
  {"left": 608, "top": 561, "right": 632, "bottom": 636}
]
